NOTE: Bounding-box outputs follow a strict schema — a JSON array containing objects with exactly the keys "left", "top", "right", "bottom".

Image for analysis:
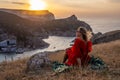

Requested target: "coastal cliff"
[
  {"left": 0, "top": 9, "right": 55, "bottom": 21},
  {"left": 35, "top": 15, "right": 92, "bottom": 37},
  {"left": 93, "top": 30, "right": 120, "bottom": 44}
]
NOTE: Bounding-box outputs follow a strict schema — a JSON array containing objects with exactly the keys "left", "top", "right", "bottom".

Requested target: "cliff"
[
  {"left": 0, "top": 11, "right": 49, "bottom": 49},
  {"left": 0, "top": 9, "right": 55, "bottom": 21},
  {"left": 35, "top": 15, "right": 92, "bottom": 37},
  {"left": 93, "top": 30, "right": 120, "bottom": 44}
]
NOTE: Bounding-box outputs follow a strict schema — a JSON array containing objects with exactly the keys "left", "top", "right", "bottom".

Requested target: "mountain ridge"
[{"left": 0, "top": 8, "right": 55, "bottom": 21}]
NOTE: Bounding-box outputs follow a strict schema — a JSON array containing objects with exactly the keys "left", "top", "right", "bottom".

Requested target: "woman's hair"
[{"left": 77, "top": 27, "right": 88, "bottom": 42}]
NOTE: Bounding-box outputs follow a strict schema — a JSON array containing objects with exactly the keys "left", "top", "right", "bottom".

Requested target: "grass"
[{"left": 0, "top": 40, "right": 120, "bottom": 80}]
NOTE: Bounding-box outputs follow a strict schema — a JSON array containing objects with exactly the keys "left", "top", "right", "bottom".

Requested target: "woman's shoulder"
[
  {"left": 75, "top": 38, "right": 83, "bottom": 43},
  {"left": 87, "top": 41, "right": 92, "bottom": 43},
  {"left": 87, "top": 41, "right": 92, "bottom": 45},
  {"left": 75, "top": 38, "right": 92, "bottom": 45},
  {"left": 75, "top": 37, "right": 81, "bottom": 41}
]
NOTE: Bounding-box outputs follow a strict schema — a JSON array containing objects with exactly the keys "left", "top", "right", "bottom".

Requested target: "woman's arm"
[
  {"left": 87, "top": 31, "right": 93, "bottom": 52},
  {"left": 66, "top": 39, "right": 81, "bottom": 65},
  {"left": 87, "top": 41, "right": 92, "bottom": 52}
]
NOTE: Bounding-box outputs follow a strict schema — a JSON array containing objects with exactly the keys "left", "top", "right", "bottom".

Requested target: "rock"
[
  {"left": 66, "top": 15, "right": 77, "bottom": 21},
  {"left": 93, "top": 30, "right": 120, "bottom": 44},
  {"left": 27, "top": 37, "right": 49, "bottom": 49},
  {"left": 38, "top": 15, "right": 93, "bottom": 37},
  {"left": 0, "top": 28, "right": 4, "bottom": 34},
  {"left": 0, "top": 10, "right": 50, "bottom": 49},
  {"left": 26, "top": 52, "right": 51, "bottom": 72},
  {"left": 92, "top": 32, "right": 102, "bottom": 43}
]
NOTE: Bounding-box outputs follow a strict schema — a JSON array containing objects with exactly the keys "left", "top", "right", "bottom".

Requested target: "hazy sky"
[{"left": 0, "top": 0, "right": 120, "bottom": 18}]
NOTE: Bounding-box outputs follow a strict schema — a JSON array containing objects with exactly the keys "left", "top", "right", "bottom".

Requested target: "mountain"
[
  {"left": 0, "top": 10, "right": 49, "bottom": 49},
  {"left": 34, "top": 15, "right": 92, "bottom": 37},
  {"left": 93, "top": 30, "right": 120, "bottom": 44},
  {"left": 0, "top": 8, "right": 55, "bottom": 21},
  {"left": 0, "top": 11, "right": 31, "bottom": 41}
]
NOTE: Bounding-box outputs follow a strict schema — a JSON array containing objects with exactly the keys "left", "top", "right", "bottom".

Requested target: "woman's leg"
[
  {"left": 82, "top": 55, "right": 91, "bottom": 67},
  {"left": 63, "top": 53, "right": 68, "bottom": 63},
  {"left": 63, "top": 47, "right": 71, "bottom": 63}
]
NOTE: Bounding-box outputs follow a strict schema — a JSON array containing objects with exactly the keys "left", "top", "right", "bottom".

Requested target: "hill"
[
  {"left": 35, "top": 15, "right": 92, "bottom": 37},
  {"left": 0, "top": 40, "right": 119, "bottom": 80},
  {"left": 93, "top": 30, "right": 120, "bottom": 44},
  {"left": 0, "top": 8, "right": 55, "bottom": 21}
]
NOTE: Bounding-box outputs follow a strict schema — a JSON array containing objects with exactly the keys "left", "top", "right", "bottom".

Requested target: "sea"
[{"left": 0, "top": 18, "right": 120, "bottom": 62}]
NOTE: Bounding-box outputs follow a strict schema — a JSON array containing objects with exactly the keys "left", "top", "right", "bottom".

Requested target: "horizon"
[{"left": 0, "top": 0, "right": 120, "bottom": 19}]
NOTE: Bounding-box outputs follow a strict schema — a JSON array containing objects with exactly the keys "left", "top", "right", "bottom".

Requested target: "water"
[
  {"left": 0, "top": 18, "right": 120, "bottom": 62},
  {"left": 0, "top": 36, "right": 74, "bottom": 62},
  {"left": 80, "top": 18, "right": 120, "bottom": 33}
]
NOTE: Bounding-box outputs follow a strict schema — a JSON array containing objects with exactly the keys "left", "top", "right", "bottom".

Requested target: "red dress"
[{"left": 65, "top": 38, "right": 92, "bottom": 66}]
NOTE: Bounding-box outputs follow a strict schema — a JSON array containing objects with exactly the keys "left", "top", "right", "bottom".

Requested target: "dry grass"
[{"left": 0, "top": 40, "right": 120, "bottom": 80}]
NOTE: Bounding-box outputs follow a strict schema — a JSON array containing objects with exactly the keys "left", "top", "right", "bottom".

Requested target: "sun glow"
[{"left": 29, "top": 0, "right": 46, "bottom": 10}]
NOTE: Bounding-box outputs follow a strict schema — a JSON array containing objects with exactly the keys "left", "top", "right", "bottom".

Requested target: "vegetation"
[{"left": 0, "top": 40, "right": 120, "bottom": 80}]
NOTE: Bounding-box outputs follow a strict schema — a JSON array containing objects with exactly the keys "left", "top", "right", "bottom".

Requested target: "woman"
[{"left": 63, "top": 27, "right": 92, "bottom": 67}]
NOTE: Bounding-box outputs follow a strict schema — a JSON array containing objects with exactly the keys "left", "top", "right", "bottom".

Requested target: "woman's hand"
[
  {"left": 77, "top": 58, "right": 81, "bottom": 66},
  {"left": 87, "top": 31, "right": 93, "bottom": 41}
]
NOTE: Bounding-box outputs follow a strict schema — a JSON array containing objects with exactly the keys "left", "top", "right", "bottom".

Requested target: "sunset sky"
[{"left": 0, "top": 0, "right": 120, "bottom": 18}]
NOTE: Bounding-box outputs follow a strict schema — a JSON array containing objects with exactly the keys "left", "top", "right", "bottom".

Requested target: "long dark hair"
[{"left": 77, "top": 27, "right": 88, "bottom": 42}]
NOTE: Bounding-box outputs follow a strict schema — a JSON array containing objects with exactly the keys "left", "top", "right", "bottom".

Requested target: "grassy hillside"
[{"left": 0, "top": 40, "right": 120, "bottom": 80}]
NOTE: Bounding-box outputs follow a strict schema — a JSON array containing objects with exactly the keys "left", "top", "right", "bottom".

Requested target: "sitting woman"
[{"left": 63, "top": 27, "right": 92, "bottom": 67}]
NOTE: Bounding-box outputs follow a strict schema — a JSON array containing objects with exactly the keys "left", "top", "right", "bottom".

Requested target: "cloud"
[
  {"left": 11, "top": 2, "right": 30, "bottom": 6},
  {"left": 0, "top": 0, "right": 29, "bottom": 6},
  {"left": 109, "top": 0, "right": 120, "bottom": 3}
]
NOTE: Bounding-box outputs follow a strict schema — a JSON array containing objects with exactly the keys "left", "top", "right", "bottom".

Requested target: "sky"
[{"left": 0, "top": 0, "right": 120, "bottom": 18}]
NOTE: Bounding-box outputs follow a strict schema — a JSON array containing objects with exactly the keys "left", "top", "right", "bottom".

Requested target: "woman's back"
[
  {"left": 66, "top": 38, "right": 92, "bottom": 66},
  {"left": 71, "top": 38, "right": 92, "bottom": 57}
]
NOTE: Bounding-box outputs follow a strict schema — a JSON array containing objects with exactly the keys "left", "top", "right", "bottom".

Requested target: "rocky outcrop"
[
  {"left": 92, "top": 32, "right": 102, "bottom": 43},
  {"left": 26, "top": 52, "right": 51, "bottom": 72},
  {"left": 0, "top": 11, "right": 49, "bottom": 49},
  {"left": 36, "top": 15, "right": 93, "bottom": 37},
  {"left": 93, "top": 30, "right": 120, "bottom": 44},
  {"left": 65, "top": 15, "right": 77, "bottom": 21},
  {"left": 27, "top": 37, "right": 49, "bottom": 49}
]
